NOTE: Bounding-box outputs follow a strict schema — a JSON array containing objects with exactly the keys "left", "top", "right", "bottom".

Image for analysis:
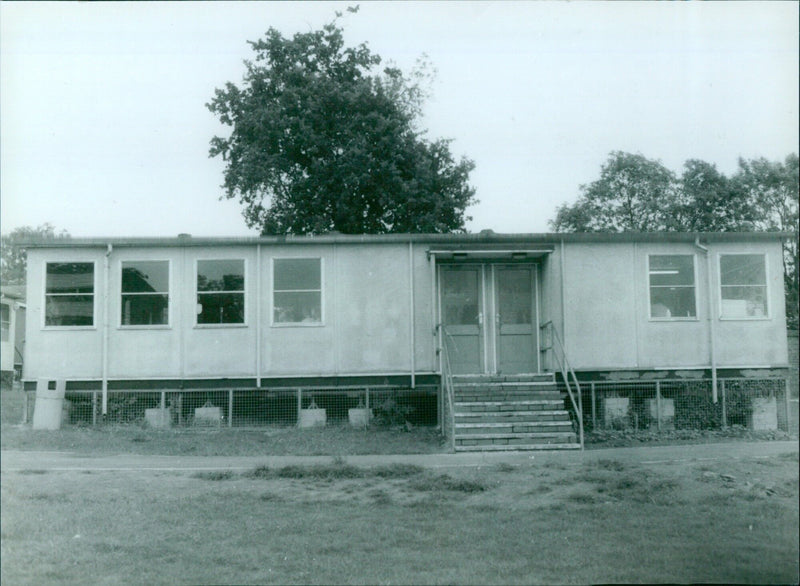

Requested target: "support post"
[
  {"left": 297, "top": 387, "right": 302, "bottom": 425},
  {"left": 22, "top": 391, "right": 29, "bottom": 424},
  {"left": 721, "top": 379, "right": 727, "bottom": 428},
  {"left": 656, "top": 381, "right": 662, "bottom": 432},
  {"left": 590, "top": 382, "right": 596, "bottom": 430},
  {"left": 160, "top": 391, "right": 166, "bottom": 410},
  {"left": 92, "top": 392, "right": 97, "bottom": 426},
  {"left": 365, "top": 387, "right": 370, "bottom": 411},
  {"left": 228, "top": 389, "right": 234, "bottom": 428},
  {"left": 784, "top": 378, "right": 791, "bottom": 433}
]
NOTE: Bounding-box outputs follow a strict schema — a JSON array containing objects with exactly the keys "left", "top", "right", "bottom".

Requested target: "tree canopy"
[
  {"left": 207, "top": 15, "right": 476, "bottom": 235},
  {"left": 550, "top": 151, "right": 799, "bottom": 327},
  {"left": 1, "top": 224, "right": 70, "bottom": 285}
]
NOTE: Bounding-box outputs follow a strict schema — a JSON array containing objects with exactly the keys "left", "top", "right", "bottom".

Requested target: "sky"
[{"left": 1, "top": 1, "right": 798, "bottom": 238}]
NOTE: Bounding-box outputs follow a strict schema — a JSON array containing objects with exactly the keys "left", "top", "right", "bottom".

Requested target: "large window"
[
  {"left": 1, "top": 304, "right": 9, "bottom": 342},
  {"left": 648, "top": 255, "right": 696, "bottom": 319},
  {"left": 197, "top": 259, "right": 245, "bottom": 325},
  {"left": 45, "top": 262, "right": 94, "bottom": 326},
  {"left": 273, "top": 258, "right": 322, "bottom": 324},
  {"left": 121, "top": 261, "right": 169, "bottom": 326},
  {"left": 720, "top": 254, "right": 768, "bottom": 318}
]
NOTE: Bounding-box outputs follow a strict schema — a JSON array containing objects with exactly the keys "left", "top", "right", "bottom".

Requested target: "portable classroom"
[{"left": 21, "top": 231, "right": 789, "bottom": 411}]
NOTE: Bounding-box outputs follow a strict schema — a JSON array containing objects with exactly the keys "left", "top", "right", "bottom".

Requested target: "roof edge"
[{"left": 18, "top": 231, "right": 794, "bottom": 248}]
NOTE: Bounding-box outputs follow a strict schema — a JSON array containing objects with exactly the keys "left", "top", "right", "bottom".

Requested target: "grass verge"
[{"left": 2, "top": 451, "right": 797, "bottom": 585}]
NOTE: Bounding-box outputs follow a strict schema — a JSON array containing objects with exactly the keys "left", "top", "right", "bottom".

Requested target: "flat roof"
[{"left": 19, "top": 230, "right": 792, "bottom": 249}]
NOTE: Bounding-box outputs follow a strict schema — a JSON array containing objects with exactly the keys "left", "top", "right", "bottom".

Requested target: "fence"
[
  {"left": 560, "top": 378, "right": 792, "bottom": 433},
  {"left": 14, "top": 385, "right": 439, "bottom": 428}
]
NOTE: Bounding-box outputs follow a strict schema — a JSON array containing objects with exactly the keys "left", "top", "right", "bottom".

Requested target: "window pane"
[
  {"left": 721, "top": 286, "right": 768, "bottom": 318},
  {"left": 274, "top": 259, "right": 320, "bottom": 291},
  {"left": 122, "top": 294, "right": 169, "bottom": 325},
  {"left": 197, "top": 260, "right": 245, "bottom": 292},
  {"left": 1, "top": 305, "right": 9, "bottom": 342},
  {"left": 122, "top": 261, "right": 169, "bottom": 293},
  {"left": 650, "top": 287, "right": 696, "bottom": 318},
  {"left": 442, "top": 269, "right": 479, "bottom": 326},
  {"left": 274, "top": 291, "right": 321, "bottom": 323},
  {"left": 497, "top": 269, "right": 532, "bottom": 325},
  {"left": 45, "top": 295, "right": 94, "bottom": 326},
  {"left": 46, "top": 263, "right": 94, "bottom": 294},
  {"left": 720, "top": 255, "right": 766, "bottom": 286},
  {"left": 197, "top": 293, "right": 245, "bottom": 324},
  {"left": 650, "top": 255, "right": 694, "bottom": 286}
]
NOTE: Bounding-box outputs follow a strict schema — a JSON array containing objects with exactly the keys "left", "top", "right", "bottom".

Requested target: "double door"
[{"left": 440, "top": 264, "right": 539, "bottom": 375}]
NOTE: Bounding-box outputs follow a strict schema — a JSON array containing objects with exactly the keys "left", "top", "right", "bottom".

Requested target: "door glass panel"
[
  {"left": 497, "top": 269, "right": 532, "bottom": 325},
  {"left": 442, "top": 269, "right": 479, "bottom": 325}
]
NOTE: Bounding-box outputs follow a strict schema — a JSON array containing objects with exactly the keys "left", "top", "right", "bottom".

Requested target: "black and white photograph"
[{"left": 1, "top": 2, "right": 797, "bottom": 584}]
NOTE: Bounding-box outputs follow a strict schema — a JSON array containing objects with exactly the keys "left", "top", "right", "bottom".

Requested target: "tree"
[
  {"left": 676, "top": 159, "right": 757, "bottom": 232},
  {"left": 733, "top": 154, "right": 799, "bottom": 328},
  {"left": 549, "top": 151, "right": 799, "bottom": 327},
  {"left": 549, "top": 152, "right": 677, "bottom": 232},
  {"left": 1, "top": 224, "right": 70, "bottom": 285},
  {"left": 207, "top": 15, "right": 476, "bottom": 235}
]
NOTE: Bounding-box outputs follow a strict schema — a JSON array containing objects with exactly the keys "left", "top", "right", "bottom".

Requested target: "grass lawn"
[{"left": 2, "top": 449, "right": 798, "bottom": 584}]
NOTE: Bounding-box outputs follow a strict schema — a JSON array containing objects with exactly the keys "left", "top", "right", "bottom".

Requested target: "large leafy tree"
[
  {"left": 1, "top": 224, "right": 70, "bottom": 285},
  {"left": 549, "top": 152, "right": 677, "bottom": 232},
  {"left": 550, "top": 151, "right": 799, "bottom": 327},
  {"left": 733, "top": 154, "right": 799, "bottom": 328},
  {"left": 207, "top": 15, "right": 476, "bottom": 235}
]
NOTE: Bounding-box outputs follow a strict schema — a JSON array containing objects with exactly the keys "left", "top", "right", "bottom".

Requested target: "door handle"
[
  {"left": 478, "top": 312, "right": 483, "bottom": 326},
  {"left": 496, "top": 313, "right": 502, "bottom": 328}
]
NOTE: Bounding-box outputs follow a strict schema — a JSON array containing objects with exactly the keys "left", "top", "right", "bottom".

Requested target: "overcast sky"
[{"left": 1, "top": 1, "right": 797, "bottom": 238}]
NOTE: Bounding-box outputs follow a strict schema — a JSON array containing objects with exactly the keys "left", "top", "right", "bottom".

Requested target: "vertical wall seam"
[
  {"left": 256, "top": 243, "right": 262, "bottom": 387},
  {"left": 633, "top": 241, "right": 640, "bottom": 368},
  {"left": 101, "top": 244, "right": 112, "bottom": 415},
  {"left": 408, "top": 242, "right": 416, "bottom": 388}
]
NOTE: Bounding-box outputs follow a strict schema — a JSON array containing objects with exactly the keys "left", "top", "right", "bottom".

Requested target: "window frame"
[
  {"left": 194, "top": 258, "right": 248, "bottom": 328},
  {"left": 42, "top": 260, "right": 97, "bottom": 329},
  {"left": 271, "top": 257, "right": 324, "bottom": 327},
  {"left": 1, "top": 303, "right": 10, "bottom": 342},
  {"left": 718, "top": 252, "right": 770, "bottom": 321},
  {"left": 647, "top": 253, "right": 699, "bottom": 322},
  {"left": 119, "top": 259, "right": 172, "bottom": 329}
]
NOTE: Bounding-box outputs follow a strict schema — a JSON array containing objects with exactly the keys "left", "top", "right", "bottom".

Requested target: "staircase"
[{"left": 451, "top": 373, "right": 580, "bottom": 451}]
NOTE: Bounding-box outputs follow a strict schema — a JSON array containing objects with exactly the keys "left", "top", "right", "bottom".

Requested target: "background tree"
[
  {"left": 1, "top": 224, "right": 70, "bottom": 286},
  {"left": 676, "top": 159, "right": 757, "bottom": 232},
  {"left": 207, "top": 15, "right": 476, "bottom": 235},
  {"left": 549, "top": 151, "right": 677, "bottom": 232},
  {"left": 550, "top": 151, "right": 799, "bottom": 327},
  {"left": 733, "top": 154, "right": 799, "bottom": 328}
]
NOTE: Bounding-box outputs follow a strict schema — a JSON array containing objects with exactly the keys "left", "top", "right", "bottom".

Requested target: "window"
[
  {"left": 1, "top": 304, "right": 9, "bottom": 342},
  {"left": 197, "top": 260, "right": 245, "bottom": 324},
  {"left": 121, "top": 261, "right": 169, "bottom": 326},
  {"left": 720, "top": 254, "right": 768, "bottom": 318},
  {"left": 45, "top": 262, "right": 94, "bottom": 326},
  {"left": 273, "top": 258, "right": 321, "bottom": 324},
  {"left": 648, "top": 255, "right": 696, "bottom": 319}
]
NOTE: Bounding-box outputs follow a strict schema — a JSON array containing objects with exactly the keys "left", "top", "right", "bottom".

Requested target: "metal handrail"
[
  {"left": 539, "top": 320, "right": 584, "bottom": 449},
  {"left": 437, "top": 324, "right": 457, "bottom": 452}
]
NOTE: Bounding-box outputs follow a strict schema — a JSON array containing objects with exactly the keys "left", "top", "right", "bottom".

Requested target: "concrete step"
[
  {"left": 456, "top": 425, "right": 575, "bottom": 435},
  {"left": 455, "top": 411, "right": 571, "bottom": 423},
  {"left": 454, "top": 400, "right": 566, "bottom": 412},
  {"left": 454, "top": 443, "right": 581, "bottom": 452},
  {"left": 455, "top": 392, "right": 564, "bottom": 402},
  {"left": 453, "top": 382, "right": 558, "bottom": 391},
  {"left": 451, "top": 374, "right": 555, "bottom": 384},
  {"left": 456, "top": 428, "right": 577, "bottom": 440}
]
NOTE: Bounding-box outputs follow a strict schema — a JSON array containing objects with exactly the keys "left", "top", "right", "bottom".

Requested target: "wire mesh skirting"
[
  {"left": 22, "top": 385, "right": 440, "bottom": 428},
  {"left": 560, "top": 378, "right": 792, "bottom": 433}
]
